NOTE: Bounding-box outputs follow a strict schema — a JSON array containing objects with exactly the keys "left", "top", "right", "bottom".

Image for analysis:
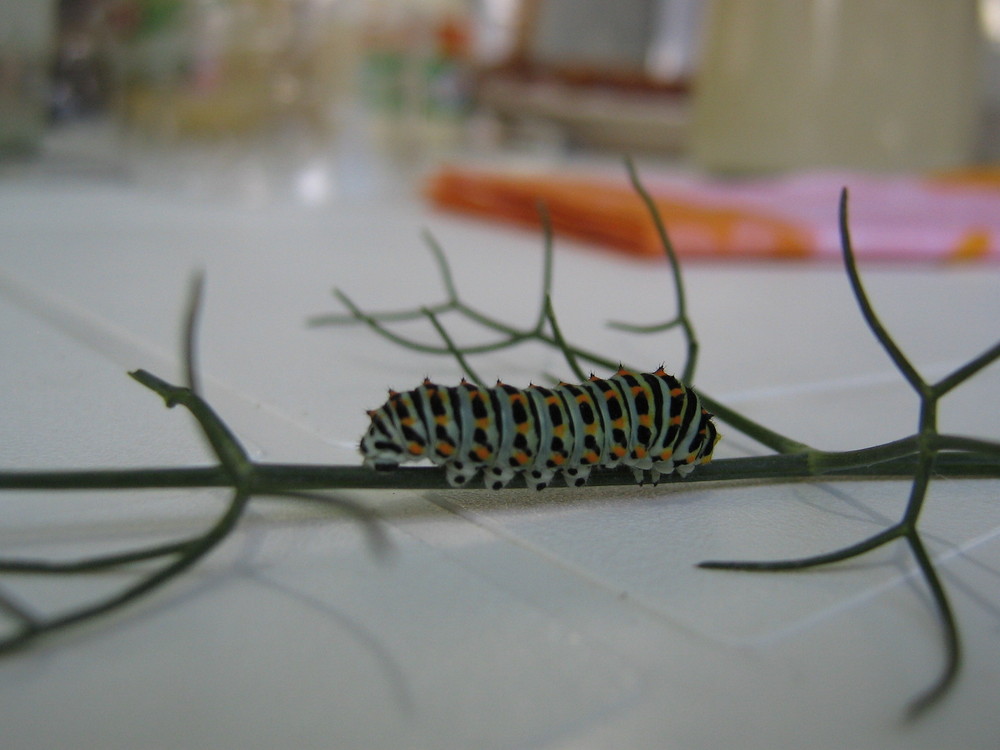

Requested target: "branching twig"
[
  {"left": 0, "top": 284, "right": 384, "bottom": 654},
  {"left": 606, "top": 158, "right": 699, "bottom": 384},
  {"left": 309, "top": 176, "right": 998, "bottom": 718},
  {"left": 697, "top": 189, "right": 1000, "bottom": 718},
  {"left": 312, "top": 176, "right": 810, "bottom": 456}
]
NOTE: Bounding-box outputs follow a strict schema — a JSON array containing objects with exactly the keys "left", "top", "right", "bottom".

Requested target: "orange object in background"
[
  {"left": 426, "top": 166, "right": 1000, "bottom": 263},
  {"left": 426, "top": 167, "right": 813, "bottom": 260}
]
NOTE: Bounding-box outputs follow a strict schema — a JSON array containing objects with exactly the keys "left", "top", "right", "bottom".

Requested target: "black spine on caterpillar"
[{"left": 360, "top": 367, "right": 720, "bottom": 491}]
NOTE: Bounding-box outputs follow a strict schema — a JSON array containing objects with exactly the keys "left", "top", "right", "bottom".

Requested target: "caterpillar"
[{"left": 359, "top": 367, "right": 720, "bottom": 490}]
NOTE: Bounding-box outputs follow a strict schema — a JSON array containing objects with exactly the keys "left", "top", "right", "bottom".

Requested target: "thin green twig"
[
  {"left": 544, "top": 295, "right": 587, "bottom": 382},
  {"left": 839, "top": 190, "right": 926, "bottom": 395},
  {"left": 423, "top": 306, "right": 486, "bottom": 387},
  {"left": 532, "top": 203, "right": 556, "bottom": 335},
  {"left": 606, "top": 158, "right": 698, "bottom": 384},
  {"left": 933, "top": 338, "right": 1000, "bottom": 396},
  {"left": 700, "top": 523, "right": 905, "bottom": 572},
  {"left": 0, "top": 288, "right": 386, "bottom": 655},
  {"left": 130, "top": 369, "right": 250, "bottom": 483}
]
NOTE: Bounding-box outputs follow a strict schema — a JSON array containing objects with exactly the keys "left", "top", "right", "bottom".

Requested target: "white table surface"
[{"left": 1, "top": 154, "right": 999, "bottom": 749}]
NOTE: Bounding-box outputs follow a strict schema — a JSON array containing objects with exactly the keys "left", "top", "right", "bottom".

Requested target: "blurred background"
[{"left": 2, "top": 0, "right": 1000, "bottom": 205}]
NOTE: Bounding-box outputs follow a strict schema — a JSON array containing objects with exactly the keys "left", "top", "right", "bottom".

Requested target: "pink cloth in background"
[{"left": 640, "top": 171, "right": 1000, "bottom": 262}]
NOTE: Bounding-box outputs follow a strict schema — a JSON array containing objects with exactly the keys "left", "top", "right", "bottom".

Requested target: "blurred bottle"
[
  {"left": 108, "top": 0, "right": 360, "bottom": 141},
  {"left": 102, "top": 0, "right": 365, "bottom": 202},
  {"left": 691, "top": 0, "right": 980, "bottom": 173},
  {"left": 359, "top": 0, "right": 472, "bottom": 161}
]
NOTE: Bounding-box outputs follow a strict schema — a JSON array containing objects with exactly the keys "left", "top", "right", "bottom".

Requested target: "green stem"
[
  {"left": 423, "top": 307, "right": 486, "bottom": 387},
  {"left": 698, "top": 524, "right": 903, "bottom": 571},
  {"left": 129, "top": 370, "right": 250, "bottom": 484},
  {"left": 933, "top": 338, "right": 1000, "bottom": 396},
  {"left": 623, "top": 157, "right": 699, "bottom": 383},
  {"left": 544, "top": 295, "right": 587, "bottom": 382},
  {"left": 839, "top": 189, "right": 925, "bottom": 395},
  {"left": 1, "top": 444, "right": 996, "bottom": 494}
]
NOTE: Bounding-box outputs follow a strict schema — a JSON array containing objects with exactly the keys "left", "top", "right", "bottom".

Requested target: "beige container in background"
[{"left": 691, "top": 0, "right": 980, "bottom": 173}]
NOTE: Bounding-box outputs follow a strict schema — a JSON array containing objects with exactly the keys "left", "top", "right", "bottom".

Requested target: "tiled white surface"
[{"left": 1, "top": 176, "right": 999, "bottom": 749}]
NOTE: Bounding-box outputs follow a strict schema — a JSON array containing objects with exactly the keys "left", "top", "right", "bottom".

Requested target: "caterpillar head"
[{"left": 359, "top": 407, "right": 405, "bottom": 470}]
